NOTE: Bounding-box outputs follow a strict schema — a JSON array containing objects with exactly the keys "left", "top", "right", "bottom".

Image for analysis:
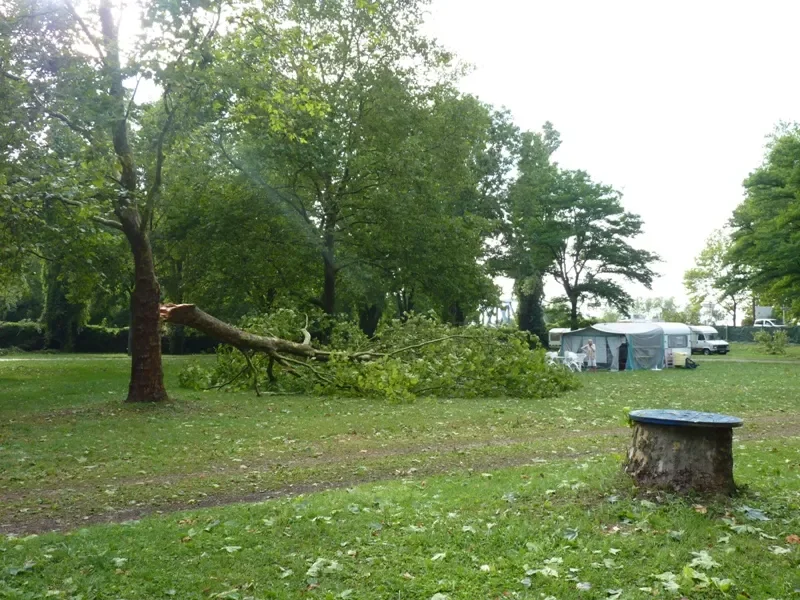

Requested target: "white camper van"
[
  {"left": 548, "top": 328, "right": 571, "bottom": 350},
  {"left": 689, "top": 326, "right": 729, "bottom": 355}
]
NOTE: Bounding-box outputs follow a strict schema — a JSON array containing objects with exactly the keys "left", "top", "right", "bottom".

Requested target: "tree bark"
[
  {"left": 358, "top": 303, "right": 382, "bottom": 337},
  {"left": 445, "top": 301, "right": 466, "bottom": 326},
  {"left": 160, "top": 303, "right": 330, "bottom": 361},
  {"left": 322, "top": 254, "right": 336, "bottom": 315},
  {"left": 624, "top": 422, "right": 735, "bottom": 494},
  {"left": 100, "top": 0, "right": 167, "bottom": 402},
  {"left": 124, "top": 226, "right": 167, "bottom": 403},
  {"left": 320, "top": 210, "right": 337, "bottom": 315},
  {"left": 395, "top": 289, "right": 414, "bottom": 320},
  {"left": 515, "top": 275, "right": 547, "bottom": 346},
  {"left": 569, "top": 297, "right": 579, "bottom": 330}
]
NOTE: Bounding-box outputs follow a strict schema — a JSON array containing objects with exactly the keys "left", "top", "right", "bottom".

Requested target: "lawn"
[
  {"left": 2, "top": 355, "right": 800, "bottom": 598},
  {"left": 699, "top": 341, "right": 800, "bottom": 361}
]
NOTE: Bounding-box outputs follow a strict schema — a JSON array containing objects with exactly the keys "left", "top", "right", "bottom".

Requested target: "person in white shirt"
[{"left": 581, "top": 339, "right": 597, "bottom": 372}]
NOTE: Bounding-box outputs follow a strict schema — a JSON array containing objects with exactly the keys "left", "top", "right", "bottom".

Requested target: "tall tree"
[
  {"left": 538, "top": 170, "right": 659, "bottom": 329},
  {"left": 213, "top": 0, "right": 498, "bottom": 326},
  {"left": 683, "top": 229, "right": 749, "bottom": 325},
  {"left": 2, "top": 0, "right": 226, "bottom": 400},
  {"left": 501, "top": 124, "right": 560, "bottom": 342},
  {"left": 728, "top": 126, "right": 800, "bottom": 320}
]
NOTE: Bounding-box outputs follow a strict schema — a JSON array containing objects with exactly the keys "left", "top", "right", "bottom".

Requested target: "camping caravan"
[
  {"left": 547, "top": 328, "right": 571, "bottom": 350},
  {"left": 559, "top": 322, "right": 692, "bottom": 371},
  {"left": 689, "top": 326, "right": 729, "bottom": 355}
]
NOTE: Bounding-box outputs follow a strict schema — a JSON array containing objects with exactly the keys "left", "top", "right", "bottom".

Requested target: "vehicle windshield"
[{"left": 707, "top": 333, "right": 719, "bottom": 340}]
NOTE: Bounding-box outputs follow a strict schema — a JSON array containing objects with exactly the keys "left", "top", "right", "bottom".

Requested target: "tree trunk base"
[
  {"left": 125, "top": 389, "right": 169, "bottom": 403},
  {"left": 624, "top": 422, "right": 735, "bottom": 494}
]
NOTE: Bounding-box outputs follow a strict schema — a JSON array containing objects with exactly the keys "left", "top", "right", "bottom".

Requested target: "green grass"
[
  {"left": 699, "top": 341, "right": 800, "bottom": 360},
  {"left": 2, "top": 355, "right": 800, "bottom": 598}
]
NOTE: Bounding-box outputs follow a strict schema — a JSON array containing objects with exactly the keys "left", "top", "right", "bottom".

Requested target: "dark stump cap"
[{"left": 629, "top": 409, "right": 743, "bottom": 428}]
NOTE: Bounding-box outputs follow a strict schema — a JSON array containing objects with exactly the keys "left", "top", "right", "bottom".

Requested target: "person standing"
[
  {"left": 619, "top": 339, "right": 629, "bottom": 371},
  {"left": 581, "top": 339, "right": 597, "bottom": 372}
]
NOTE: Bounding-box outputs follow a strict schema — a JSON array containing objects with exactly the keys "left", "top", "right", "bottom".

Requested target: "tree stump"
[{"left": 624, "top": 409, "right": 743, "bottom": 494}]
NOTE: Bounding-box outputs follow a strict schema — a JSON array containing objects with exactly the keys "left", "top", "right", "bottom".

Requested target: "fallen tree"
[{"left": 160, "top": 303, "right": 579, "bottom": 401}]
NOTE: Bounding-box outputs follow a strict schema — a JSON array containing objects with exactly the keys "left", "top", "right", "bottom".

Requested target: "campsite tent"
[{"left": 560, "top": 322, "right": 692, "bottom": 371}]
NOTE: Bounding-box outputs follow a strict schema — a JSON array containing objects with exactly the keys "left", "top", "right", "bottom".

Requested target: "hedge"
[
  {"left": 0, "top": 321, "right": 47, "bottom": 351},
  {"left": 719, "top": 326, "right": 800, "bottom": 344},
  {"left": 0, "top": 321, "right": 218, "bottom": 354}
]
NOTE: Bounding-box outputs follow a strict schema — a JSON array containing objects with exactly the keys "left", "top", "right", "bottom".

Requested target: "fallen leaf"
[
  {"left": 786, "top": 534, "right": 800, "bottom": 544},
  {"left": 740, "top": 505, "right": 770, "bottom": 521},
  {"left": 689, "top": 550, "right": 720, "bottom": 570},
  {"left": 563, "top": 528, "right": 579, "bottom": 541}
]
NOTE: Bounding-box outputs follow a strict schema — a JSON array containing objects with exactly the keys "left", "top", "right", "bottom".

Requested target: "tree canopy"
[
  {"left": 1, "top": 0, "right": 663, "bottom": 401},
  {"left": 684, "top": 230, "right": 749, "bottom": 325},
  {"left": 499, "top": 126, "right": 659, "bottom": 331},
  {"left": 728, "top": 126, "right": 800, "bottom": 319}
]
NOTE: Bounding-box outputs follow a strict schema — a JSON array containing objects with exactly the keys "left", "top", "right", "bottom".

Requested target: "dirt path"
[
  {"left": 3, "top": 415, "right": 799, "bottom": 536},
  {"left": 0, "top": 447, "right": 604, "bottom": 536}
]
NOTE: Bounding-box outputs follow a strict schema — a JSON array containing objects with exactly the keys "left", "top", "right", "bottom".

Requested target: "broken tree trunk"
[
  {"left": 160, "top": 304, "right": 329, "bottom": 362},
  {"left": 159, "top": 304, "right": 473, "bottom": 372},
  {"left": 624, "top": 409, "right": 743, "bottom": 494}
]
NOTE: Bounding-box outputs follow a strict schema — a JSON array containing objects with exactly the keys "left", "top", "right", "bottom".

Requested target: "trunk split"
[{"left": 160, "top": 303, "right": 329, "bottom": 361}]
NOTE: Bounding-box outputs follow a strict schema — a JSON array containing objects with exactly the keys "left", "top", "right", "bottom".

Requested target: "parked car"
[
  {"left": 689, "top": 325, "right": 729, "bottom": 355},
  {"left": 753, "top": 318, "right": 784, "bottom": 328}
]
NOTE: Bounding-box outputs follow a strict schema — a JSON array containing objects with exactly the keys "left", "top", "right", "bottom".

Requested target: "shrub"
[
  {"left": 0, "top": 321, "right": 46, "bottom": 351},
  {"left": 179, "top": 310, "right": 579, "bottom": 402},
  {"left": 752, "top": 329, "right": 789, "bottom": 355},
  {"left": 76, "top": 325, "right": 129, "bottom": 353}
]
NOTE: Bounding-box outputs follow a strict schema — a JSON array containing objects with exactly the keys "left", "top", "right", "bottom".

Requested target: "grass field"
[
  {"left": 699, "top": 341, "right": 800, "bottom": 361},
  {"left": 2, "top": 355, "right": 800, "bottom": 598}
]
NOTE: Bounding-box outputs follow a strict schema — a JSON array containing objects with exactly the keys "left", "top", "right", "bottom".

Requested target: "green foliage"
[
  {"left": 205, "top": 0, "right": 503, "bottom": 322},
  {"left": 684, "top": 230, "right": 750, "bottom": 325},
  {"left": 631, "top": 297, "right": 701, "bottom": 324},
  {"left": 729, "top": 125, "right": 800, "bottom": 320},
  {"left": 0, "top": 321, "right": 44, "bottom": 351},
  {"left": 752, "top": 329, "right": 789, "bottom": 355},
  {"left": 179, "top": 311, "right": 578, "bottom": 401},
  {"left": 544, "top": 300, "right": 596, "bottom": 329},
  {"left": 499, "top": 125, "right": 659, "bottom": 331}
]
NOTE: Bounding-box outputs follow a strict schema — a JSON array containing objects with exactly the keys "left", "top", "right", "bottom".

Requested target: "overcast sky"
[{"left": 423, "top": 0, "right": 800, "bottom": 308}]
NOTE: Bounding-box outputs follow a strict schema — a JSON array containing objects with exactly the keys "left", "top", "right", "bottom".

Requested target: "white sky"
[{"left": 424, "top": 0, "right": 800, "bottom": 308}]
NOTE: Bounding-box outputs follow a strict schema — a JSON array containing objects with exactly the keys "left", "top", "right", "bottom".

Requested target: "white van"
[
  {"left": 689, "top": 326, "right": 730, "bottom": 355},
  {"left": 547, "top": 328, "right": 571, "bottom": 350}
]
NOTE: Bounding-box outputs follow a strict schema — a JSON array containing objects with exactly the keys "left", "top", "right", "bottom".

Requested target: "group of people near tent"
[{"left": 559, "top": 322, "right": 692, "bottom": 371}]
